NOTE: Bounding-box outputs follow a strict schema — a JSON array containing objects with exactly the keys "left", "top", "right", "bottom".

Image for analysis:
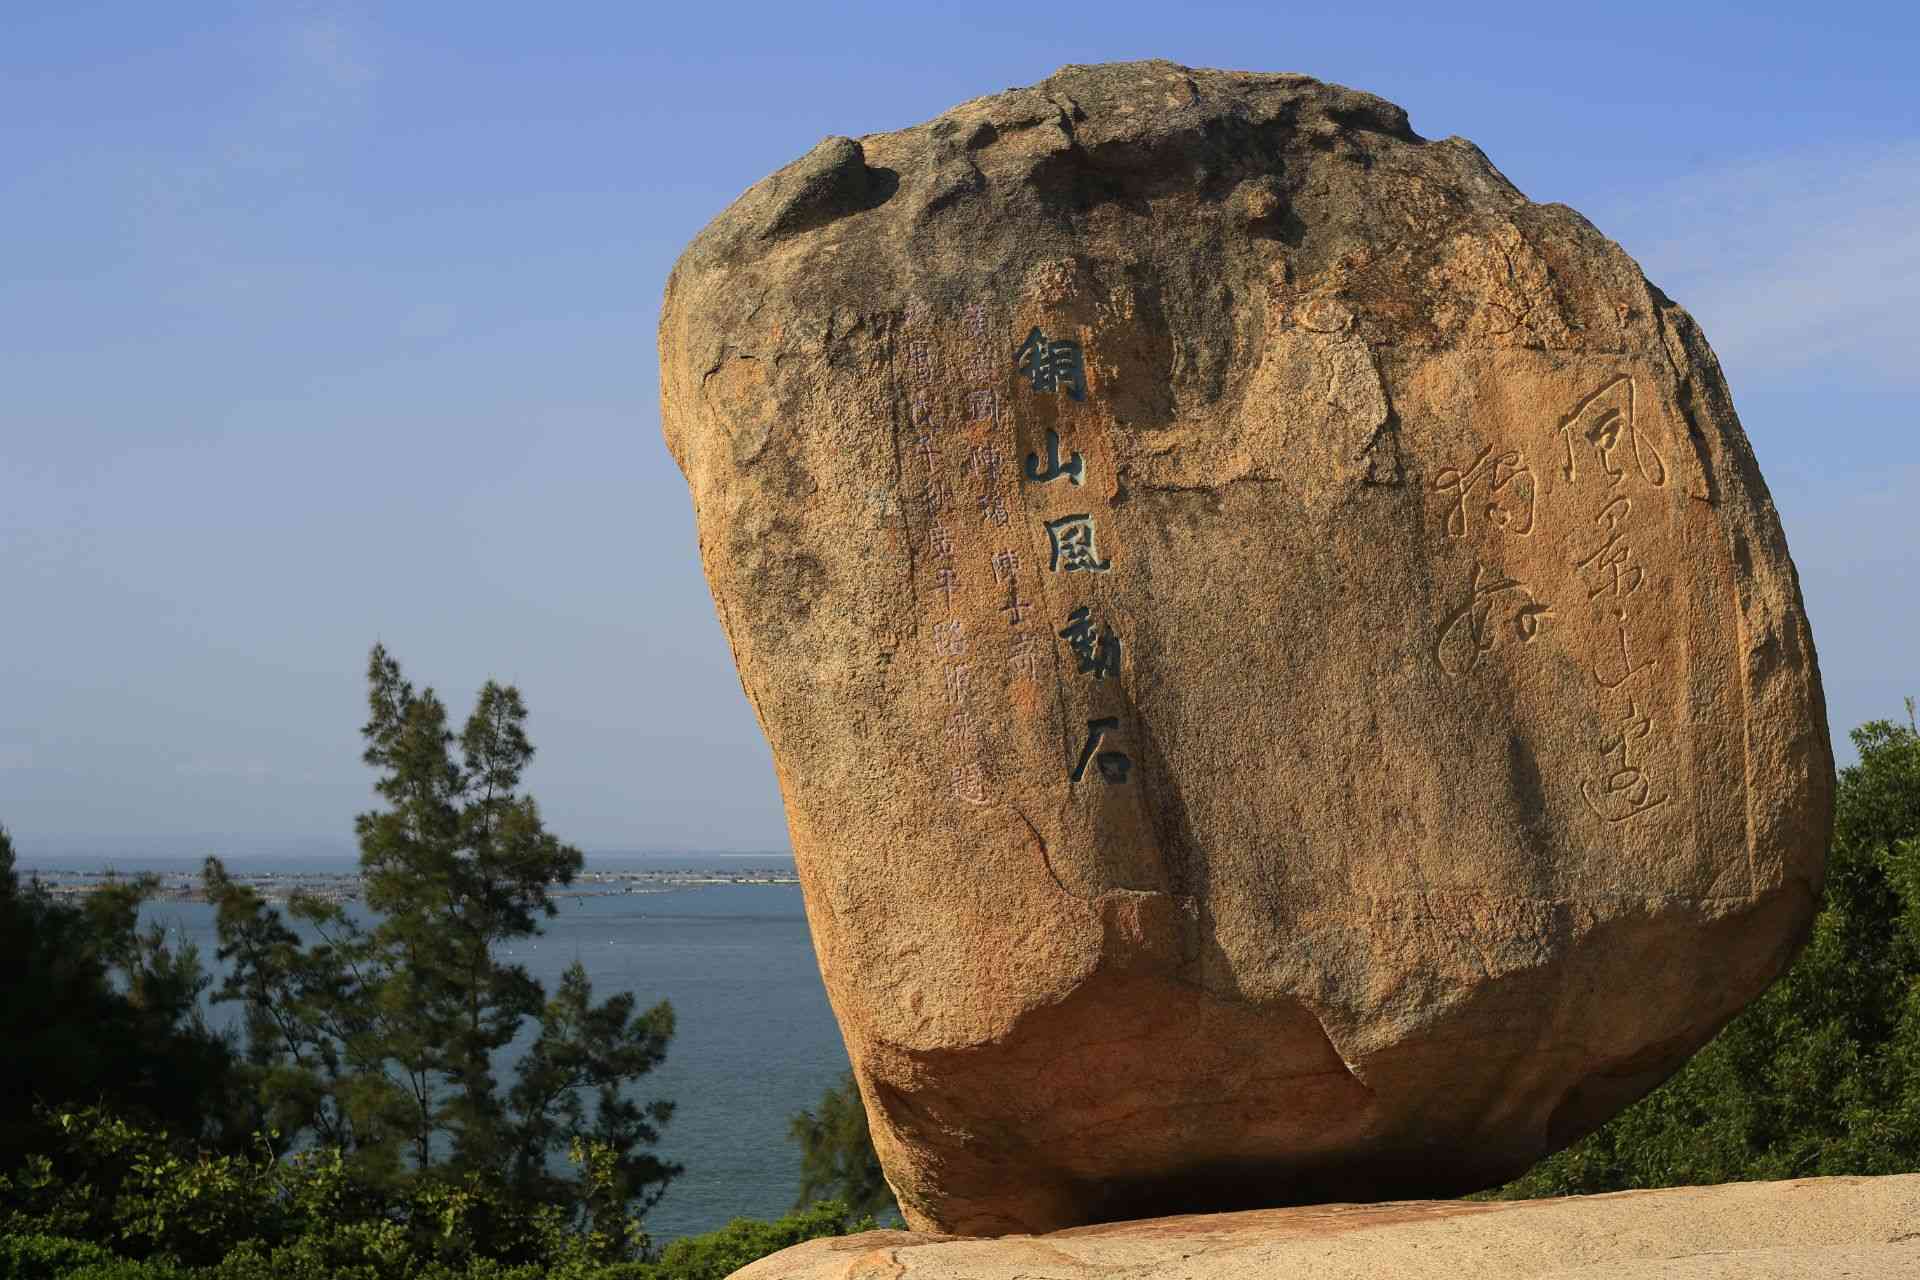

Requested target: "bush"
[
  {"left": 646, "top": 1201, "right": 877, "bottom": 1280},
  {"left": 57, "top": 1263, "right": 189, "bottom": 1280},
  {"left": 0, "top": 827, "right": 260, "bottom": 1186},
  {"left": 1, "top": 1199, "right": 874, "bottom": 1280},
  {"left": 2, "top": 1100, "right": 875, "bottom": 1280},
  {"left": 0, "top": 1231, "right": 115, "bottom": 1279},
  {"left": 0, "top": 1104, "right": 650, "bottom": 1279}
]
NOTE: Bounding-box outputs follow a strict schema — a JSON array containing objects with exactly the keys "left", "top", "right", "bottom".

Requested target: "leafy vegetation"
[
  {"left": 0, "top": 1102, "right": 871, "bottom": 1280},
  {"left": 640, "top": 1202, "right": 879, "bottom": 1280},
  {"left": 0, "top": 824, "right": 262, "bottom": 1181},
  {"left": 787, "top": 1072, "right": 896, "bottom": 1222},
  {"left": 0, "top": 646, "right": 889, "bottom": 1278},
  {"left": 192, "top": 645, "right": 680, "bottom": 1234}
]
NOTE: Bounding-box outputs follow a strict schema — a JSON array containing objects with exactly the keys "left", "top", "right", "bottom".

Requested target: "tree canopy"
[
  {"left": 0, "top": 826, "right": 257, "bottom": 1178},
  {"left": 2, "top": 645, "right": 687, "bottom": 1259},
  {"left": 194, "top": 645, "right": 681, "bottom": 1243}
]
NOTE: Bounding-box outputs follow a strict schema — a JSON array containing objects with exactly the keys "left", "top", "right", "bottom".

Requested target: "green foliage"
[
  {"left": 0, "top": 1106, "right": 294, "bottom": 1268},
  {"left": 1498, "top": 704, "right": 1920, "bottom": 1195},
  {"left": 0, "top": 645, "right": 684, "bottom": 1277},
  {"left": 0, "top": 1229, "right": 115, "bottom": 1279},
  {"left": 191, "top": 645, "right": 679, "bottom": 1242},
  {"left": 0, "top": 649, "right": 885, "bottom": 1279},
  {"left": 1, "top": 1132, "right": 872, "bottom": 1280},
  {"left": 0, "top": 828, "right": 258, "bottom": 1180},
  {"left": 788, "top": 1073, "right": 896, "bottom": 1222},
  {"left": 644, "top": 1201, "right": 878, "bottom": 1280},
  {"left": 0, "top": 1104, "right": 662, "bottom": 1279},
  {"left": 50, "top": 1259, "right": 189, "bottom": 1280}
]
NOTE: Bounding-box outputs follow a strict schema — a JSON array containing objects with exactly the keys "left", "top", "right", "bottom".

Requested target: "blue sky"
[{"left": 3, "top": 2, "right": 1916, "bottom": 856}]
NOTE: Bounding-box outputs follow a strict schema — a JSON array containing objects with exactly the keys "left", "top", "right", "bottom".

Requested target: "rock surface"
[
  {"left": 729, "top": 1176, "right": 1920, "bottom": 1279},
  {"left": 660, "top": 61, "right": 1832, "bottom": 1235}
]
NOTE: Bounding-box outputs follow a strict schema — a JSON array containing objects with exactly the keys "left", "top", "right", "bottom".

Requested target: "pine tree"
[
  {"left": 789, "top": 1070, "right": 896, "bottom": 1220},
  {"left": 202, "top": 644, "right": 680, "bottom": 1242}
]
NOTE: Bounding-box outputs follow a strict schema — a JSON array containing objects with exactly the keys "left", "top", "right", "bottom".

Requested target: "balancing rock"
[{"left": 659, "top": 60, "right": 1832, "bottom": 1236}]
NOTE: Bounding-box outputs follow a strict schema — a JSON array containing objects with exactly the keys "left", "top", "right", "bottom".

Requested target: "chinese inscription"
[
  {"left": 1015, "top": 327, "right": 1087, "bottom": 400},
  {"left": 1007, "top": 630, "right": 1043, "bottom": 682},
  {"left": 1428, "top": 373, "right": 1676, "bottom": 827},
  {"left": 931, "top": 620, "right": 966, "bottom": 659},
  {"left": 1044, "top": 514, "right": 1113, "bottom": 574},
  {"left": 1000, "top": 578, "right": 1034, "bottom": 625},
  {"left": 950, "top": 762, "right": 990, "bottom": 807},
  {"left": 1434, "top": 563, "right": 1553, "bottom": 677},
  {"left": 1580, "top": 698, "right": 1670, "bottom": 822},
  {"left": 1014, "top": 320, "right": 1132, "bottom": 784},
  {"left": 1025, "top": 429, "right": 1086, "bottom": 486},
  {"left": 1432, "top": 443, "right": 1536, "bottom": 538},
  {"left": 1556, "top": 374, "right": 1666, "bottom": 489},
  {"left": 918, "top": 309, "right": 1138, "bottom": 805},
  {"left": 1058, "top": 607, "right": 1122, "bottom": 681}
]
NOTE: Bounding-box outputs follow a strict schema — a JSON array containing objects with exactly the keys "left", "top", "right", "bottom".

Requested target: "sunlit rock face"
[{"left": 659, "top": 60, "right": 1832, "bottom": 1237}]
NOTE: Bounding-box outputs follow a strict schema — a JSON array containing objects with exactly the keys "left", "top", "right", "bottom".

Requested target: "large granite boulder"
[{"left": 659, "top": 61, "right": 1832, "bottom": 1235}]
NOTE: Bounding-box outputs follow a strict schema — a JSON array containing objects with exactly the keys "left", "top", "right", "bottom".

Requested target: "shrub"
[
  {"left": 0, "top": 1106, "right": 657, "bottom": 1279},
  {"left": 1, "top": 1198, "right": 874, "bottom": 1280},
  {"left": 0, "top": 1231, "right": 115, "bottom": 1279},
  {"left": 646, "top": 1201, "right": 877, "bottom": 1280},
  {"left": 55, "top": 1261, "right": 188, "bottom": 1280}
]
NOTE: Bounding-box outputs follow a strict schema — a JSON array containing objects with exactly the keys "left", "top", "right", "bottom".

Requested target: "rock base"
[{"left": 731, "top": 1175, "right": 1920, "bottom": 1278}]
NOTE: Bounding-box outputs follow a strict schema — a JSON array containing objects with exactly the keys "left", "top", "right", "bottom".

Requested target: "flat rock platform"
[{"left": 732, "top": 1175, "right": 1920, "bottom": 1278}]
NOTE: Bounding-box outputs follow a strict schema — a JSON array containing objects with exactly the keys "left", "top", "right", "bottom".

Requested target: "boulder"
[
  {"left": 659, "top": 60, "right": 1832, "bottom": 1235},
  {"left": 728, "top": 1176, "right": 1920, "bottom": 1279}
]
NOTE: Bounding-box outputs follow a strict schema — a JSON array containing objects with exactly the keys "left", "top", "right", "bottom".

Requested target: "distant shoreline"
[{"left": 15, "top": 867, "right": 801, "bottom": 904}]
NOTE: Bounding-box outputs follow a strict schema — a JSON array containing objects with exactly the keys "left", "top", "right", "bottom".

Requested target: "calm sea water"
[{"left": 15, "top": 854, "right": 851, "bottom": 1244}]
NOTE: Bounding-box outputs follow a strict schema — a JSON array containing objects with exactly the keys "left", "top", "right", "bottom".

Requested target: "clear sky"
[{"left": 3, "top": 2, "right": 1916, "bottom": 857}]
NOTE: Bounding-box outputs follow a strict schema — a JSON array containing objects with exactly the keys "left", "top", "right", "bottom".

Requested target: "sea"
[{"left": 9, "top": 852, "right": 853, "bottom": 1245}]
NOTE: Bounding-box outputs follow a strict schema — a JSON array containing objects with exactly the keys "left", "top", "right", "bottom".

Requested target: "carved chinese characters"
[
  {"left": 900, "top": 300, "right": 1026, "bottom": 809},
  {"left": 1015, "top": 326, "right": 1088, "bottom": 400},
  {"left": 1026, "top": 429, "right": 1085, "bottom": 485},
  {"left": 1558, "top": 376, "right": 1673, "bottom": 821},
  {"left": 1012, "top": 325, "right": 1136, "bottom": 788},
  {"left": 1059, "top": 606, "right": 1122, "bottom": 680},
  {"left": 1584, "top": 698, "right": 1668, "bottom": 822},
  {"left": 1418, "top": 357, "right": 1714, "bottom": 856},
  {"left": 1434, "top": 562, "right": 1553, "bottom": 677},
  {"left": 1043, "top": 513, "right": 1113, "bottom": 574},
  {"left": 1433, "top": 444, "right": 1536, "bottom": 538},
  {"left": 895, "top": 300, "right": 1136, "bottom": 809}
]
